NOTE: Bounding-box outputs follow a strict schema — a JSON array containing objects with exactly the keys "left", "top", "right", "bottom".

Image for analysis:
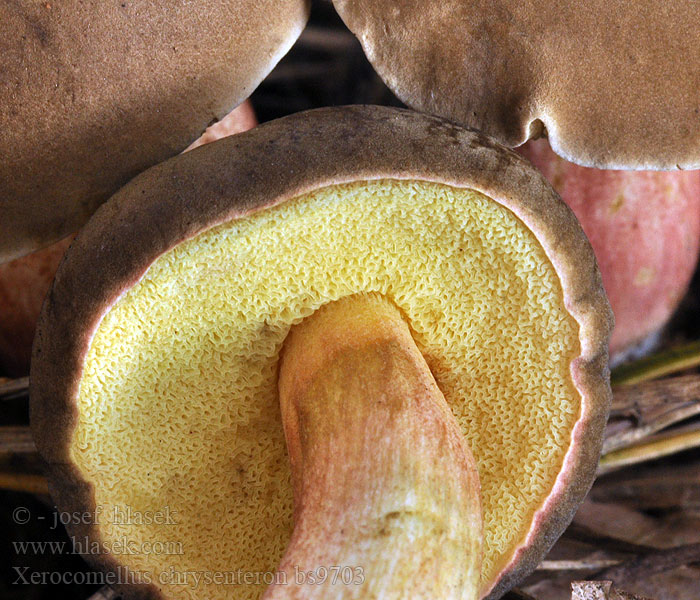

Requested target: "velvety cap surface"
[
  {"left": 0, "top": 0, "right": 309, "bottom": 262},
  {"left": 333, "top": 0, "right": 700, "bottom": 170}
]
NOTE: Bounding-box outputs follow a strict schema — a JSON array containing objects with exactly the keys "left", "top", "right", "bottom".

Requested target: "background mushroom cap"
[
  {"left": 332, "top": 0, "right": 700, "bottom": 170},
  {"left": 0, "top": 0, "right": 309, "bottom": 263},
  {"left": 30, "top": 106, "right": 612, "bottom": 599},
  {"left": 519, "top": 138, "right": 700, "bottom": 362}
]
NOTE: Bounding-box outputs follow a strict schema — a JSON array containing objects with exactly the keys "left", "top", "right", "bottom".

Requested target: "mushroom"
[
  {"left": 0, "top": 235, "right": 74, "bottom": 377},
  {"left": 185, "top": 101, "right": 258, "bottom": 152},
  {"left": 330, "top": 1, "right": 700, "bottom": 170},
  {"left": 0, "top": 0, "right": 309, "bottom": 263},
  {"left": 31, "top": 106, "right": 612, "bottom": 599},
  {"left": 518, "top": 138, "right": 700, "bottom": 362}
]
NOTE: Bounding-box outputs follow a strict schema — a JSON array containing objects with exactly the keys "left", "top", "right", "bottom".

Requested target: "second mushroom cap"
[{"left": 332, "top": 0, "right": 700, "bottom": 170}]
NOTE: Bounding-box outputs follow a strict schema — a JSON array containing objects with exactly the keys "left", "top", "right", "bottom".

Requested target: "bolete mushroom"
[
  {"left": 0, "top": 0, "right": 309, "bottom": 263},
  {"left": 331, "top": 1, "right": 700, "bottom": 170},
  {"left": 519, "top": 138, "right": 700, "bottom": 362},
  {"left": 185, "top": 101, "right": 258, "bottom": 152},
  {"left": 0, "top": 234, "right": 74, "bottom": 377},
  {"left": 31, "top": 106, "right": 612, "bottom": 599}
]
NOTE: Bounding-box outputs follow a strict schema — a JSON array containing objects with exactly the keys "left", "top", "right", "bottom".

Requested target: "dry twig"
[
  {"left": 599, "top": 421, "right": 700, "bottom": 475},
  {"left": 590, "top": 543, "right": 700, "bottom": 585},
  {"left": 571, "top": 580, "right": 653, "bottom": 600},
  {"left": 611, "top": 340, "right": 700, "bottom": 387},
  {"left": 0, "top": 375, "right": 29, "bottom": 400},
  {"left": 604, "top": 373, "right": 700, "bottom": 453},
  {"left": 0, "top": 425, "right": 35, "bottom": 454}
]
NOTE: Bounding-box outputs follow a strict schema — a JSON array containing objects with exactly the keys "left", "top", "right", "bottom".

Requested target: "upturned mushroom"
[
  {"left": 0, "top": 0, "right": 309, "bottom": 263},
  {"left": 31, "top": 106, "right": 612, "bottom": 599},
  {"left": 331, "top": 0, "right": 700, "bottom": 170}
]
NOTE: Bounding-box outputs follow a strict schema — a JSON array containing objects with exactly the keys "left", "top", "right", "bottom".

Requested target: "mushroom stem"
[{"left": 265, "top": 294, "right": 482, "bottom": 600}]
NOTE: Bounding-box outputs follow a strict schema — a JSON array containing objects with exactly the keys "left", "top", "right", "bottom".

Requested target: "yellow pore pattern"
[{"left": 73, "top": 179, "right": 580, "bottom": 599}]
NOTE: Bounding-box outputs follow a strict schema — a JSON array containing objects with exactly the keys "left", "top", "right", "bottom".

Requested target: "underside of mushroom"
[{"left": 31, "top": 107, "right": 612, "bottom": 600}]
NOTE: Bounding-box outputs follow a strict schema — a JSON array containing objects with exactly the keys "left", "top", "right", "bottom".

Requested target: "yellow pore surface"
[{"left": 72, "top": 179, "right": 580, "bottom": 599}]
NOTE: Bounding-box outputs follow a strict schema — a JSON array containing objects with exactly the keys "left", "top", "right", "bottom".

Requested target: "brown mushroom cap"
[
  {"left": 31, "top": 106, "right": 612, "bottom": 599},
  {"left": 0, "top": 0, "right": 309, "bottom": 263},
  {"left": 332, "top": 0, "right": 700, "bottom": 170}
]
